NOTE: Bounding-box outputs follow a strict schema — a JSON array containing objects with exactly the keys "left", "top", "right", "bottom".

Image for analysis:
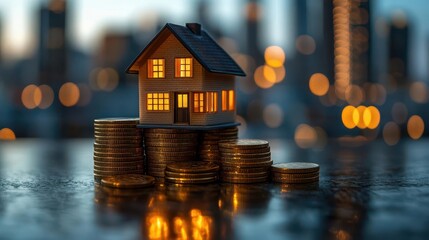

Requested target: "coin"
[
  {"left": 165, "top": 171, "right": 218, "bottom": 179},
  {"left": 271, "top": 162, "right": 320, "bottom": 174},
  {"left": 271, "top": 175, "right": 319, "bottom": 184},
  {"left": 166, "top": 161, "right": 220, "bottom": 173},
  {"left": 94, "top": 160, "right": 143, "bottom": 167},
  {"left": 220, "top": 156, "right": 271, "bottom": 163},
  {"left": 271, "top": 171, "right": 319, "bottom": 179},
  {"left": 94, "top": 169, "right": 144, "bottom": 176},
  {"left": 221, "top": 175, "right": 268, "bottom": 184},
  {"left": 145, "top": 151, "right": 196, "bottom": 157},
  {"left": 144, "top": 132, "right": 199, "bottom": 139},
  {"left": 94, "top": 118, "right": 139, "bottom": 124},
  {"left": 144, "top": 128, "right": 196, "bottom": 134},
  {"left": 93, "top": 155, "right": 143, "bottom": 162},
  {"left": 219, "top": 139, "right": 269, "bottom": 149},
  {"left": 220, "top": 152, "right": 271, "bottom": 159},
  {"left": 221, "top": 171, "right": 268, "bottom": 178},
  {"left": 93, "top": 146, "right": 143, "bottom": 154},
  {"left": 144, "top": 142, "right": 196, "bottom": 148},
  {"left": 165, "top": 176, "right": 218, "bottom": 184},
  {"left": 101, "top": 174, "right": 155, "bottom": 188},
  {"left": 221, "top": 166, "right": 270, "bottom": 173},
  {"left": 94, "top": 151, "right": 143, "bottom": 158},
  {"left": 94, "top": 164, "right": 144, "bottom": 172},
  {"left": 95, "top": 139, "right": 142, "bottom": 145},
  {"left": 94, "top": 142, "right": 143, "bottom": 148}
]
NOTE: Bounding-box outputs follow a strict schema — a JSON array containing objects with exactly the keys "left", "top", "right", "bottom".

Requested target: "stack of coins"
[
  {"left": 219, "top": 139, "right": 272, "bottom": 183},
  {"left": 271, "top": 162, "right": 319, "bottom": 184},
  {"left": 93, "top": 118, "right": 145, "bottom": 182},
  {"left": 165, "top": 161, "right": 219, "bottom": 184},
  {"left": 144, "top": 129, "right": 199, "bottom": 178},
  {"left": 198, "top": 127, "right": 238, "bottom": 162}
]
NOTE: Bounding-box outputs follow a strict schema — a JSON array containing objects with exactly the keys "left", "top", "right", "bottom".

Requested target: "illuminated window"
[
  {"left": 177, "top": 94, "right": 188, "bottom": 108},
  {"left": 148, "top": 59, "right": 165, "bottom": 78},
  {"left": 206, "top": 92, "right": 218, "bottom": 113},
  {"left": 222, "top": 90, "right": 235, "bottom": 111},
  {"left": 175, "top": 58, "right": 193, "bottom": 77},
  {"left": 147, "top": 92, "right": 169, "bottom": 111},
  {"left": 193, "top": 92, "right": 204, "bottom": 112}
]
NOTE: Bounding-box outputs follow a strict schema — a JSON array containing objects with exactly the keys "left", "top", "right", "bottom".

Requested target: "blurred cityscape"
[{"left": 0, "top": 0, "right": 428, "bottom": 148}]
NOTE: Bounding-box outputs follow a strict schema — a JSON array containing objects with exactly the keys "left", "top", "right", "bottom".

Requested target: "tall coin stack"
[
  {"left": 93, "top": 118, "right": 145, "bottom": 182},
  {"left": 143, "top": 129, "right": 199, "bottom": 178},
  {"left": 219, "top": 139, "right": 272, "bottom": 183},
  {"left": 198, "top": 127, "right": 238, "bottom": 162}
]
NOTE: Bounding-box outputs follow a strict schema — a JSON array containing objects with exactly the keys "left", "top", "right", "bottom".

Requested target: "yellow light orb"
[
  {"left": 59, "top": 82, "right": 80, "bottom": 107},
  {"left": 342, "top": 105, "right": 357, "bottom": 129},
  {"left": 309, "top": 73, "right": 330, "bottom": 96},
  {"left": 407, "top": 115, "right": 425, "bottom": 140},
  {"left": 264, "top": 46, "right": 285, "bottom": 68}
]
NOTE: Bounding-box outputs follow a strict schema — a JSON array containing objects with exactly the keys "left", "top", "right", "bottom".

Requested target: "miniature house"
[{"left": 126, "top": 23, "right": 245, "bottom": 129}]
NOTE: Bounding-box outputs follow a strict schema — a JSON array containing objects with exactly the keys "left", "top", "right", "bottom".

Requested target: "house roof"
[{"left": 126, "top": 23, "right": 246, "bottom": 76}]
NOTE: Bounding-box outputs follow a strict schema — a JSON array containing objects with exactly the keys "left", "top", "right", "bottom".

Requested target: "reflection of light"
[
  {"left": 59, "top": 82, "right": 80, "bottom": 107},
  {"left": 38, "top": 85, "right": 54, "bottom": 109},
  {"left": 295, "top": 35, "right": 316, "bottom": 55},
  {"left": 345, "top": 84, "right": 364, "bottom": 106},
  {"left": 407, "top": 115, "right": 424, "bottom": 140},
  {"left": 236, "top": 115, "right": 247, "bottom": 135},
  {"left": 309, "top": 73, "right": 329, "bottom": 96},
  {"left": 21, "top": 84, "right": 41, "bottom": 109},
  {"left": 0, "top": 128, "right": 16, "bottom": 140},
  {"left": 263, "top": 103, "right": 283, "bottom": 128},
  {"left": 342, "top": 105, "right": 358, "bottom": 129},
  {"left": 264, "top": 46, "right": 285, "bottom": 68},
  {"left": 173, "top": 217, "right": 188, "bottom": 240},
  {"left": 147, "top": 214, "right": 169, "bottom": 240},
  {"left": 233, "top": 193, "right": 238, "bottom": 212},
  {"left": 392, "top": 102, "right": 408, "bottom": 124},
  {"left": 190, "top": 209, "right": 212, "bottom": 240},
  {"left": 254, "top": 65, "right": 275, "bottom": 89},
  {"left": 294, "top": 124, "right": 317, "bottom": 148},
  {"left": 383, "top": 122, "right": 400, "bottom": 146},
  {"left": 409, "top": 82, "right": 428, "bottom": 103}
]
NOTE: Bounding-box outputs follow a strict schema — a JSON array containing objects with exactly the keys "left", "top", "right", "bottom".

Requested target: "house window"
[
  {"left": 206, "top": 92, "right": 218, "bottom": 113},
  {"left": 148, "top": 59, "right": 165, "bottom": 78},
  {"left": 147, "top": 92, "right": 169, "bottom": 111},
  {"left": 222, "top": 90, "right": 235, "bottom": 111},
  {"left": 175, "top": 58, "right": 193, "bottom": 77},
  {"left": 193, "top": 92, "right": 204, "bottom": 113}
]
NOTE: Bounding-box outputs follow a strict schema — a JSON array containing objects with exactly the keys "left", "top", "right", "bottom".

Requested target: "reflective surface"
[{"left": 0, "top": 139, "right": 429, "bottom": 239}]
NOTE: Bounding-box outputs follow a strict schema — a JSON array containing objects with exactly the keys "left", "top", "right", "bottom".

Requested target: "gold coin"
[
  {"left": 94, "top": 164, "right": 144, "bottom": 172},
  {"left": 95, "top": 135, "right": 142, "bottom": 140},
  {"left": 94, "top": 125, "right": 139, "bottom": 130},
  {"left": 144, "top": 128, "right": 197, "bottom": 134},
  {"left": 165, "top": 176, "right": 218, "bottom": 184},
  {"left": 221, "top": 171, "right": 268, "bottom": 178},
  {"left": 143, "top": 132, "right": 199, "bottom": 139},
  {"left": 221, "top": 156, "right": 271, "bottom": 163},
  {"left": 94, "top": 131, "right": 141, "bottom": 137},
  {"left": 93, "top": 142, "right": 143, "bottom": 149},
  {"left": 94, "top": 151, "right": 143, "bottom": 158},
  {"left": 221, "top": 175, "right": 268, "bottom": 184},
  {"left": 101, "top": 174, "right": 155, "bottom": 188},
  {"left": 221, "top": 160, "right": 273, "bottom": 168},
  {"left": 219, "top": 146, "right": 271, "bottom": 154},
  {"left": 145, "top": 150, "right": 196, "bottom": 157},
  {"left": 94, "top": 160, "right": 143, "bottom": 167},
  {"left": 95, "top": 139, "right": 142, "bottom": 145},
  {"left": 94, "top": 169, "right": 144, "bottom": 175},
  {"left": 220, "top": 152, "right": 271, "bottom": 159},
  {"left": 271, "top": 162, "right": 320, "bottom": 174},
  {"left": 166, "top": 161, "right": 220, "bottom": 173},
  {"left": 219, "top": 139, "right": 269, "bottom": 149},
  {"left": 271, "top": 171, "right": 319, "bottom": 179},
  {"left": 94, "top": 155, "right": 143, "bottom": 162},
  {"left": 93, "top": 145, "right": 143, "bottom": 153},
  {"left": 94, "top": 118, "right": 139, "bottom": 124},
  {"left": 221, "top": 166, "right": 270, "bottom": 173},
  {"left": 144, "top": 138, "right": 197, "bottom": 144},
  {"left": 165, "top": 170, "right": 218, "bottom": 179},
  {"left": 144, "top": 142, "right": 196, "bottom": 148},
  {"left": 271, "top": 175, "right": 319, "bottom": 184}
]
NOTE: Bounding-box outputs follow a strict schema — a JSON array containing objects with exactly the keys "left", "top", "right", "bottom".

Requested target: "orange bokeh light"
[
  {"left": 309, "top": 73, "right": 330, "bottom": 96},
  {"left": 59, "top": 82, "right": 80, "bottom": 107},
  {"left": 407, "top": 115, "right": 425, "bottom": 140},
  {"left": 0, "top": 128, "right": 16, "bottom": 140},
  {"left": 264, "top": 46, "right": 285, "bottom": 68}
]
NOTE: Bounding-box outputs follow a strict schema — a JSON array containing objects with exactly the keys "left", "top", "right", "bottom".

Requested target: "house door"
[{"left": 175, "top": 93, "right": 189, "bottom": 124}]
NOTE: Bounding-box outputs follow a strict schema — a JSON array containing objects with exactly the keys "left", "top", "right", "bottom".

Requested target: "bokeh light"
[
  {"left": 294, "top": 124, "right": 317, "bottom": 148},
  {"left": 409, "top": 81, "right": 428, "bottom": 103},
  {"left": 254, "top": 65, "right": 275, "bottom": 89},
  {"left": 309, "top": 73, "right": 329, "bottom": 96},
  {"left": 38, "top": 85, "right": 54, "bottom": 109},
  {"left": 59, "top": 82, "right": 80, "bottom": 107},
  {"left": 295, "top": 35, "right": 316, "bottom": 55},
  {"left": 21, "top": 84, "right": 41, "bottom": 109},
  {"left": 264, "top": 46, "right": 285, "bottom": 68},
  {"left": 345, "top": 84, "right": 364, "bottom": 106},
  {"left": 383, "top": 122, "right": 400, "bottom": 146},
  {"left": 342, "top": 105, "right": 358, "bottom": 129},
  {"left": 263, "top": 103, "right": 283, "bottom": 128},
  {"left": 0, "top": 128, "right": 16, "bottom": 140},
  {"left": 356, "top": 105, "right": 367, "bottom": 129},
  {"left": 407, "top": 115, "right": 424, "bottom": 140},
  {"left": 365, "top": 106, "right": 381, "bottom": 129}
]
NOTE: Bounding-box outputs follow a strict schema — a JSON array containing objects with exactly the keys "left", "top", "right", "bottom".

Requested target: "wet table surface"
[{"left": 0, "top": 139, "right": 429, "bottom": 240}]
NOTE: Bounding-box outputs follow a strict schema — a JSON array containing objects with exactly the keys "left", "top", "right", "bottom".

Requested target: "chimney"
[{"left": 186, "top": 23, "right": 201, "bottom": 35}]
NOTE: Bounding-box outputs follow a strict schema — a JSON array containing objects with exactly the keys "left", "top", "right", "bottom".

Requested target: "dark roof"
[{"left": 126, "top": 23, "right": 246, "bottom": 76}]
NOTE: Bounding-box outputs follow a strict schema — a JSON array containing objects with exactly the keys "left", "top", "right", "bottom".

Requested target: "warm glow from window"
[
  {"left": 59, "top": 82, "right": 80, "bottom": 107},
  {"left": 148, "top": 59, "right": 165, "bottom": 78},
  {"left": 193, "top": 92, "right": 204, "bottom": 112},
  {"left": 206, "top": 92, "right": 218, "bottom": 113},
  {"left": 264, "top": 46, "right": 285, "bottom": 68},
  {"left": 147, "top": 92, "right": 169, "bottom": 111},
  {"left": 0, "top": 128, "right": 16, "bottom": 140},
  {"left": 222, "top": 90, "right": 235, "bottom": 111},
  {"left": 177, "top": 93, "right": 188, "bottom": 108},
  {"left": 175, "top": 58, "right": 193, "bottom": 77},
  {"left": 309, "top": 73, "right": 329, "bottom": 96},
  {"left": 146, "top": 214, "right": 169, "bottom": 240},
  {"left": 407, "top": 115, "right": 424, "bottom": 140}
]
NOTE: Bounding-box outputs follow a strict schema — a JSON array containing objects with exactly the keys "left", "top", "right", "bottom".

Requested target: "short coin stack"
[
  {"left": 198, "top": 127, "right": 238, "bottom": 163},
  {"left": 165, "top": 161, "right": 220, "bottom": 184},
  {"left": 144, "top": 129, "right": 199, "bottom": 178},
  {"left": 93, "top": 118, "right": 145, "bottom": 182},
  {"left": 271, "top": 162, "right": 319, "bottom": 184},
  {"left": 219, "top": 139, "right": 272, "bottom": 183}
]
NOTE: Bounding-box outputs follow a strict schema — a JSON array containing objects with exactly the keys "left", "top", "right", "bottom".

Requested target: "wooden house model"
[{"left": 126, "top": 23, "right": 245, "bottom": 129}]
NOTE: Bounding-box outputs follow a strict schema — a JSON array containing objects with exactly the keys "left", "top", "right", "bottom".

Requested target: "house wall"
[{"left": 138, "top": 32, "right": 236, "bottom": 126}]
